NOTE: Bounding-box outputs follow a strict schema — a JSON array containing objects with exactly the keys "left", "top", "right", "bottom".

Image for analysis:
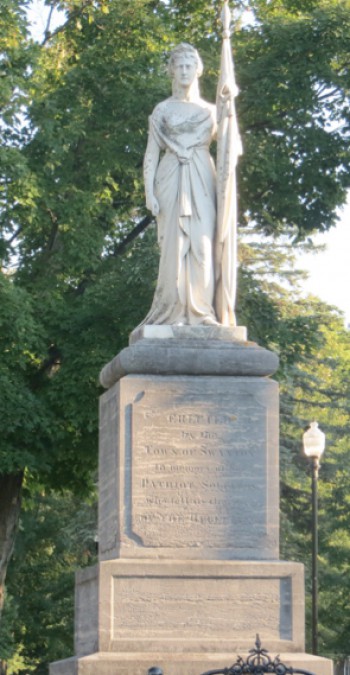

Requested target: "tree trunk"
[{"left": 0, "top": 473, "right": 23, "bottom": 615}]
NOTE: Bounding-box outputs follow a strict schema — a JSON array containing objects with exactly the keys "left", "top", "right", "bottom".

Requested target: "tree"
[
  {"left": 0, "top": 0, "right": 39, "bottom": 618},
  {"left": 278, "top": 311, "right": 350, "bottom": 657},
  {"left": 236, "top": 0, "right": 350, "bottom": 236},
  {"left": 2, "top": 487, "right": 97, "bottom": 674}
]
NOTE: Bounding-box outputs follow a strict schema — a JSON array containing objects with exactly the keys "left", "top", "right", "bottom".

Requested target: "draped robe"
[{"left": 142, "top": 97, "right": 219, "bottom": 326}]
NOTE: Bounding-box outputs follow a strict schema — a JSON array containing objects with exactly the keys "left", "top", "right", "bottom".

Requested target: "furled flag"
[{"left": 215, "top": 0, "right": 243, "bottom": 326}]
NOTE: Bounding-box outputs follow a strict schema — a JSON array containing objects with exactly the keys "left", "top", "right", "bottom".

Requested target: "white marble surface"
[
  {"left": 141, "top": 39, "right": 241, "bottom": 327},
  {"left": 130, "top": 324, "right": 248, "bottom": 344}
]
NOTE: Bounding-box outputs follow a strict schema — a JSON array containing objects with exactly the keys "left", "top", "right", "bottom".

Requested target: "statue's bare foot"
[{"left": 201, "top": 316, "right": 220, "bottom": 326}]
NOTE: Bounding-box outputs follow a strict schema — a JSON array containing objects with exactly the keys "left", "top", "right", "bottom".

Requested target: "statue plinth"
[
  {"left": 129, "top": 324, "right": 248, "bottom": 343},
  {"left": 99, "top": 325, "right": 278, "bottom": 389}
]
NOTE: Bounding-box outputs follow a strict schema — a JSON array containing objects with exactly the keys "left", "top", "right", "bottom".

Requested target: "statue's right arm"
[{"left": 143, "top": 129, "right": 161, "bottom": 217}]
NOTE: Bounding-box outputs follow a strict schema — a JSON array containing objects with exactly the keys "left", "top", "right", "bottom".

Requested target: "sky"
[
  {"left": 26, "top": 2, "right": 350, "bottom": 327},
  {"left": 296, "top": 205, "right": 350, "bottom": 326}
]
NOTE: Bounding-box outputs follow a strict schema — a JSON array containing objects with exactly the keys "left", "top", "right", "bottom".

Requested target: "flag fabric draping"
[{"left": 215, "top": 0, "right": 242, "bottom": 326}]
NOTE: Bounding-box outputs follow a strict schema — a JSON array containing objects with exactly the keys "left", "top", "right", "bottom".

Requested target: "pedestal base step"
[
  {"left": 74, "top": 560, "right": 305, "bottom": 656},
  {"left": 50, "top": 651, "right": 333, "bottom": 675}
]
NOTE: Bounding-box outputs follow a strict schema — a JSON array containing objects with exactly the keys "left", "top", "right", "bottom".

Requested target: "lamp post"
[{"left": 302, "top": 421, "right": 325, "bottom": 656}]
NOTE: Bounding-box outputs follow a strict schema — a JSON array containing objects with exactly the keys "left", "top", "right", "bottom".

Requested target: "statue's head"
[{"left": 168, "top": 43, "right": 204, "bottom": 80}]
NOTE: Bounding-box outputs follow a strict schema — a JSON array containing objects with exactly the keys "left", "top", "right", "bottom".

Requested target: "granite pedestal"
[
  {"left": 99, "top": 373, "right": 279, "bottom": 561},
  {"left": 50, "top": 327, "right": 333, "bottom": 675}
]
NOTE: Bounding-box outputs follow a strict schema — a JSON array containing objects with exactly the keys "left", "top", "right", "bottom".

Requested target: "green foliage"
[
  {"left": 0, "top": 274, "right": 51, "bottom": 474},
  {"left": 0, "top": 594, "right": 20, "bottom": 665},
  {"left": 4, "top": 487, "right": 97, "bottom": 673},
  {"left": 236, "top": 228, "right": 350, "bottom": 657},
  {"left": 279, "top": 314, "right": 350, "bottom": 656},
  {"left": 236, "top": 0, "right": 350, "bottom": 235}
]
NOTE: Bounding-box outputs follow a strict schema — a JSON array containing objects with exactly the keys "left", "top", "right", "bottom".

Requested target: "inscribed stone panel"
[
  {"left": 124, "top": 377, "right": 277, "bottom": 552},
  {"left": 111, "top": 575, "right": 290, "bottom": 640}
]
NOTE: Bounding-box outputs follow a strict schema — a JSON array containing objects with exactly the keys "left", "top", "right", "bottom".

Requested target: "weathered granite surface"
[
  {"left": 74, "top": 566, "right": 98, "bottom": 658},
  {"left": 99, "top": 374, "right": 279, "bottom": 561},
  {"left": 50, "top": 329, "right": 333, "bottom": 675},
  {"left": 99, "top": 326, "right": 279, "bottom": 389},
  {"left": 74, "top": 560, "right": 305, "bottom": 656}
]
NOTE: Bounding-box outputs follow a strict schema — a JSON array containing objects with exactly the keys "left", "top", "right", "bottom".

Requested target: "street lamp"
[{"left": 302, "top": 421, "right": 325, "bottom": 656}]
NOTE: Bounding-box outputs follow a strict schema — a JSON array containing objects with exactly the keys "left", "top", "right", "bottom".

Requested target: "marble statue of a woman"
[
  {"left": 142, "top": 16, "right": 241, "bottom": 327},
  {"left": 143, "top": 43, "right": 218, "bottom": 326}
]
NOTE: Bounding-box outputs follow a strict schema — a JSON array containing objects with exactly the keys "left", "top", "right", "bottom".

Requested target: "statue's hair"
[{"left": 167, "top": 43, "right": 204, "bottom": 78}]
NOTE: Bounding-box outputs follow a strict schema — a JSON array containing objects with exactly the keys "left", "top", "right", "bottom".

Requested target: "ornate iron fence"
[
  {"left": 148, "top": 635, "right": 317, "bottom": 675},
  {"left": 199, "top": 635, "right": 316, "bottom": 675}
]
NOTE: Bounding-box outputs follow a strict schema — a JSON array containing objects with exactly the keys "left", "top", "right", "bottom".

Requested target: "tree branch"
[
  {"left": 0, "top": 472, "right": 24, "bottom": 615},
  {"left": 74, "top": 213, "right": 154, "bottom": 296},
  {"left": 111, "top": 214, "right": 153, "bottom": 257},
  {"left": 43, "top": 3, "right": 55, "bottom": 41},
  {"left": 41, "top": 0, "right": 94, "bottom": 46},
  {"left": 8, "top": 226, "right": 22, "bottom": 245}
]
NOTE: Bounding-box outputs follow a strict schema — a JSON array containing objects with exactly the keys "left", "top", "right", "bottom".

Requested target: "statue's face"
[{"left": 172, "top": 55, "right": 198, "bottom": 88}]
